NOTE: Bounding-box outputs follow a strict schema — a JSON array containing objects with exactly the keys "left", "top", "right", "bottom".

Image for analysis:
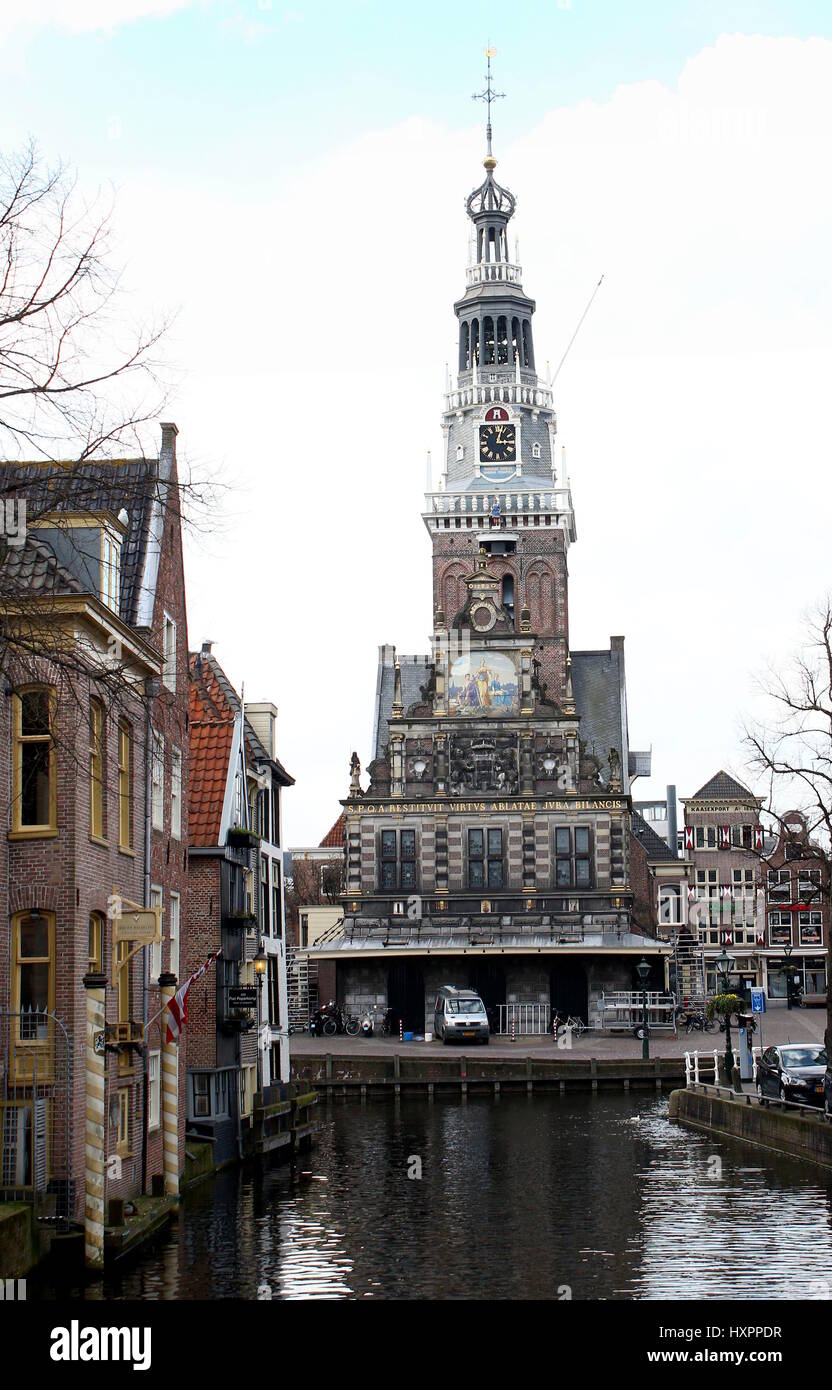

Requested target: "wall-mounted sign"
[{"left": 228, "top": 986, "right": 258, "bottom": 1010}]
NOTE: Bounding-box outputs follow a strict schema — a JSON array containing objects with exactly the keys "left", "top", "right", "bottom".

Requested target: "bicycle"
[{"left": 553, "top": 1011, "right": 585, "bottom": 1040}]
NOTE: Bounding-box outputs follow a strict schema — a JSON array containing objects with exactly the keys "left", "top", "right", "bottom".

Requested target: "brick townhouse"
[
  {"left": 762, "top": 811, "right": 828, "bottom": 1006},
  {"left": 186, "top": 643, "right": 293, "bottom": 1167},
  {"left": 286, "top": 812, "right": 345, "bottom": 1027},
  {"left": 0, "top": 423, "right": 190, "bottom": 1225},
  {"left": 681, "top": 770, "right": 765, "bottom": 999}
]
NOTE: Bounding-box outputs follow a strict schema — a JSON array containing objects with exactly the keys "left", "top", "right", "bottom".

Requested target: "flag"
[{"left": 165, "top": 949, "right": 221, "bottom": 1044}]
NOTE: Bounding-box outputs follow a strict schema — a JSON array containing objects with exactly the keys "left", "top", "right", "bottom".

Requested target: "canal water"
[{"left": 39, "top": 1094, "right": 832, "bottom": 1300}]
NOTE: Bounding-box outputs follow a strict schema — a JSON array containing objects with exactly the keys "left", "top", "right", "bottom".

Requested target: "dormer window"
[
  {"left": 102, "top": 531, "right": 121, "bottom": 613},
  {"left": 532, "top": 441, "right": 541, "bottom": 460}
]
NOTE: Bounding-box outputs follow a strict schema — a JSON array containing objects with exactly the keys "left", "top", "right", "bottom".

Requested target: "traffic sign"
[{"left": 750, "top": 987, "right": 766, "bottom": 1014}]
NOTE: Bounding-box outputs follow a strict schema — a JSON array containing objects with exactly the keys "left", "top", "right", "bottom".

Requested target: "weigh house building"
[{"left": 304, "top": 127, "right": 665, "bottom": 1035}]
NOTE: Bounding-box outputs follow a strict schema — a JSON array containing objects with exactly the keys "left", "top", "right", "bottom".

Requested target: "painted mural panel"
[{"left": 449, "top": 651, "right": 518, "bottom": 715}]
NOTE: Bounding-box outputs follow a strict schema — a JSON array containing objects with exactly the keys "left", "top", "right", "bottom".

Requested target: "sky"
[{"left": 1, "top": 1, "right": 831, "bottom": 844}]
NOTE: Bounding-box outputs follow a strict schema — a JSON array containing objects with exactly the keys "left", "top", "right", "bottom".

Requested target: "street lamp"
[
  {"left": 253, "top": 947, "right": 268, "bottom": 1094},
  {"left": 716, "top": 945, "right": 736, "bottom": 1084},
  {"left": 636, "top": 957, "right": 651, "bottom": 1061}
]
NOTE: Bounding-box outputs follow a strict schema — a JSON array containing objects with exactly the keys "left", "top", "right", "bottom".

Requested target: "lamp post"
[
  {"left": 253, "top": 947, "right": 268, "bottom": 1094},
  {"left": 717, "top": 945, "right": 735, "bottom": 1083},
  {"left": 783, "top": 943, "right": 795, "bottom": 1011},
  {"left": 636, "top": 957, "right": 650, "bottom": 1061}
]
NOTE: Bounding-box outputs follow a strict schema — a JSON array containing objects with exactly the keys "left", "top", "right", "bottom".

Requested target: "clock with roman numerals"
[{"left": 479, "top": 422, "right": 516, "bottom": 463}]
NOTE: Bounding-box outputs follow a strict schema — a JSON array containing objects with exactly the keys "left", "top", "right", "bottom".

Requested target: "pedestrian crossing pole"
[
  {"left": 158, "top": 972, "right": 180, "bottom": 1202},
  {"left": 83, "top": 971, "right": 107, "bottom": 1271}
]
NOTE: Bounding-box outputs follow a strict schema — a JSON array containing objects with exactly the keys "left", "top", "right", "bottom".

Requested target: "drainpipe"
[{"left": 141, "top": 677, "right": 157, "bottom": 1194}]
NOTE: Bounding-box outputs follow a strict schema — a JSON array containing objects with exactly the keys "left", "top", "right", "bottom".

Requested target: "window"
[
  {"left": 148, "top": 1052, "right": 161, "bottom": 1131},
  {"left": 380, "top": 829, "right": 417, "bottom": 891},
  {"left": 271, "top": 787, "right": 281, "bottom": 847},
  {"left": 214, "top": 1071, "right": 230, "bottom": 1118},
  {"left": 13, "top": 687, "right": 56, "bottom": 833},
  {"left": 695, "top": 825, "right": 717, "bottom": 850},
  {"left": 117, "top": 1090, "right": 129, "bottom": 1155},
  {"left": 192, "top": 1074, "right": 210, "bottom": 1119},
  {"left": 732, "top": 868, "right": 757, "bottom": 925},
  {"left": 532, "top": 441, "right": 541, "bottom": 459},
  {"left": 468, "top": 828, "right": 503, "bottom": 890},
  {"left": 118, "top": 719, "right": 132, "bottom": 849},
  {"left": 171, "top": 746, "right": 182, "bottom": 839},
  {"left": 799, "top": 911, "right": 823, "bottom": 946},
  {"left": 797, "top": 868, "right": 821, "bottom": 900},
  {"left": 169, "top": 892, "right": 180, "bottom": 978},
  {"left": 768, "top": 911, "right": 792, "bottom": 946},
  {"left": 151, "top": 731, "right": 164, "bottom": 830},
  {"left": 102, "top": 531, "right": 121, "bottom": 613},
  {"left": 261, "top": 855, "right": 269, "bottom": 933},
  {"left": 268, "top": 955, "right": 280, "bottom": 1027},
  {"left": 163, "top": 613, "right": 177, "bottom": 692},
  {"left": 272, "top": 860, "right": 282, "bottom": 939},
  {"left": 13, "top": 912, "right": 55, "bottom": 1044},
  {"left": 89, "top": 911, "right": 104, "bottom": 973},
  {"left": 150, "top": 887, "right": 163, "bottom": 981},
  {"left": 731, "top": 824, "right": 753, "bottom": 850},
  {"left": 554, "top": 827, "right": 592, "bottom": 888},
  {"left": 768, "top": 869, "right": 791, "bottom": 902},
  {"left": 89, "top": 698, "right": 105, "bottom": 839}
]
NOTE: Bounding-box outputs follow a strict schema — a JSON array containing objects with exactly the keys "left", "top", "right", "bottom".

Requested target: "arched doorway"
[
  {"left": 387, "top": 962, "right": 426, "bottom": 1034},
  {"left": 550, "top": 960, "right": 588, "bottom": 1020}
]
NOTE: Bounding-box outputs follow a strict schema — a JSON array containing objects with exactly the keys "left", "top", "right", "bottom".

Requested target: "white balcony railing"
[
  {"left": 423, "top": 487, "right": 573, "bottom": 520},
  {"left": 466, "top": 261, "right": 523, "bottom": 287},
  {"left": 443, "top": 378, "right": 554, "bottom": 413}
]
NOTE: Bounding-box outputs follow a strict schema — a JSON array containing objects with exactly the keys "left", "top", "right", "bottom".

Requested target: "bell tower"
[{"left": 423, "top": 53, "right": 576, "bottom": 706}]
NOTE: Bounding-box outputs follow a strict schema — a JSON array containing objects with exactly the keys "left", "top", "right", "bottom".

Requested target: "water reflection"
[{"left": 35, "top": 1094, "right": 832, "bottom": 1301}]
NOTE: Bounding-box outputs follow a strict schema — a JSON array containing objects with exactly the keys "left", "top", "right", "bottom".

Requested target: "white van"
[{"left": 434, "top": 986, "right": 490, "bottom": 1045}]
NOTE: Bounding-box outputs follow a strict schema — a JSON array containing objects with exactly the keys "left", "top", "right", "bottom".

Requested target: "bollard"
[
  {"left": 399, "top": 1018, "right": 403, "bottom": 1042},
  {"left": 510, "top": 1013, "right": 516, "bottom": 1044}
]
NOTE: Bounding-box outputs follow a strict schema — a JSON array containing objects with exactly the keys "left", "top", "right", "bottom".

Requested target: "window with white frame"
[
  {"left": 163, "top": 613, "right": 177, "bottom": 692},
  {"left": 171, "top": 746, "right": 182, "bottom": 839},
  {"left": 730, "top": 824, "right": 753, "bottom": 850},
  {"left": 169, "top": 891, "right": 180, "bottom": 978},
  {"left": 694, "top": 825, "right": 717, "bottom": 850},
  {"left": 767, "top": 869, "right": 791, "bottom": 902},
  {"left": 532, "top": 441, "right": 541, "bottom": 459},
  {"left": 102, "top": 531, "right": 121, "bottom": 613},
  {"left": 150, "top": 886, "right": 163, "bottom": 980},
  {"left": 151, "top": 731, "right": 164, "bottom": 830},
  {"left": 148, "top": 1051, "right": 160, "bottom": 1130},
  {"left": 768, "top": 910, "right": 792, "bottom": 946},
  {"left": 732, "top": 868, "right": 757, "bottom": 925},
  {"left": 798, "top": 910, "right": 823, "bottom": 946}
]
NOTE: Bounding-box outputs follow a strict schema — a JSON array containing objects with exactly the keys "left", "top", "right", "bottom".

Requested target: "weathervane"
[{"left": 472, "top": 45, "right": 505, "bottom": 159}]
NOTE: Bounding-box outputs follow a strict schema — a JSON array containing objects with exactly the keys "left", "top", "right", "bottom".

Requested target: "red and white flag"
[{"left": 165, "top": 949, "right": 221, "bottom": 1044}]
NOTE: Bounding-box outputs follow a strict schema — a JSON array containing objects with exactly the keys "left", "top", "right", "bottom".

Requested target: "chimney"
[
  {"left": 159, "top": 421, "right": 178, "bottom": 477},
  {"left": 666, "top": 784, "right": 678, "bottom": 855},
  {"left": 201, "top": 640, "right": 214, "bottom": 656}
]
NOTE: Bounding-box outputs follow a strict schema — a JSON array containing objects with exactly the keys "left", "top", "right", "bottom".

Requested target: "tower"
[
  {"left": 424, "top": 94, "right": 575, "bottom": 706},
  {"left": 304, "top": 61, "right": 660, "bottom": 1038}
]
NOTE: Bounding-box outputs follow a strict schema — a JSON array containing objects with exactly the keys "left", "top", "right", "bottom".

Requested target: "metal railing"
[
  {"left": 497, "top": 1003, "right": 551, "bottom": 1036},
  {"left": 598, "top": 991, "right": 678, "bottom": 1032}
]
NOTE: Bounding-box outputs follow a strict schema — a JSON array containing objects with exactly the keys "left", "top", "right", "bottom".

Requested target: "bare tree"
[
  {"left": 744, "top": 598, "right": 832, "bottom": 1054},
  {"left": 0, "top": 139, "right": 169, "bottom": 462}
]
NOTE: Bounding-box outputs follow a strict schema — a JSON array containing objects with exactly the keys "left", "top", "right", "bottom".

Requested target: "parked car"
[
  {"left": 434, "top": 986, "right": 490, "bottom": 1044},
  {"left": 755, "top": 1044, "right": 827, "bottom": 1105}
]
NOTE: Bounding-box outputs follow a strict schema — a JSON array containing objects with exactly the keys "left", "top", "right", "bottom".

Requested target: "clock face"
[{"left": 479, "top": 423, "right": 516, "bottom": 463}]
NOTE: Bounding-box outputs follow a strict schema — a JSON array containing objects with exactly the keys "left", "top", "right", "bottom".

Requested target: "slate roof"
[
  {"left": 630, "top": 809, "right": 677, "bottom": 862},
  {"left": 687, "top": 770, "right": 755, "bottom": 802},
  {"left": 320, "top": 813, "right": 345, "bottom": 848},
  {"left": 570, "top": 647, "right": 629, "bottom": 792},
  {"left": 372, "top": 650, "right": 433, "bottom": 760},
  {"left": 0, "top": 533, "right": 85, "bottom": 599},
  {"left": 0, "top": 459, "right": 162, "bottom": 627}
]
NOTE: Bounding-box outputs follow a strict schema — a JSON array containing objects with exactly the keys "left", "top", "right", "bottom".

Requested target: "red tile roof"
[
  {"left": 189, "top": 652, "right": 236, "bottom": 848},
  {"left": 319, "top": 812, "right": 345, "bottom": 848}
]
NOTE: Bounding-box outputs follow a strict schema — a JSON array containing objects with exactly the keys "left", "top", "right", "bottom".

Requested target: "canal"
[{"left": 39, "top": 1094, "right": 832, "bottom": 1300}]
